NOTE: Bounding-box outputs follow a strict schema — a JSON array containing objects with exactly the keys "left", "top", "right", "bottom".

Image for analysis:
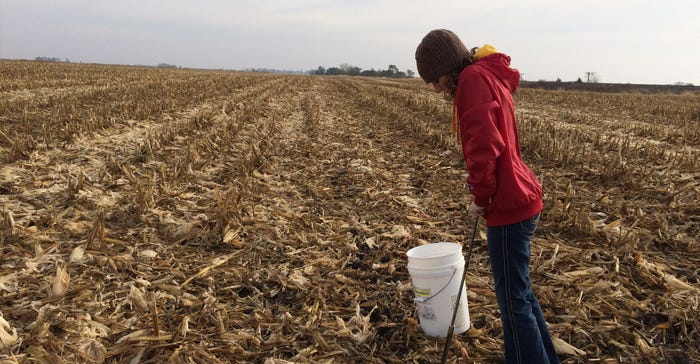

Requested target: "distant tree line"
[
  {"left": 312, "top": 63, "right": 415, "bottom": 78},
  {"left": 35, "top": 57, "right": 68, "bottom": 62},
  {"left": 520, "top": 80, "right": 698, "bottom": 93},
  {"left": 246, "top": 68, "right": 308, "bottom": 75}
]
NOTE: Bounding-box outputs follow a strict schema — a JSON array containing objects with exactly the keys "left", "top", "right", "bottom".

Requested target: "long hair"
[
  {"left": 446, "top": 47, "right": 479, "bottom": 141},
  {"left": 444, "top": 47, "right": 479, "bottom": 98}
]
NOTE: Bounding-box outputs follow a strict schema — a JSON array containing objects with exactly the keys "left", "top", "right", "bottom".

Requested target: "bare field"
[{"left": 1, "top": 60, "right": 698, "bottom": 363}]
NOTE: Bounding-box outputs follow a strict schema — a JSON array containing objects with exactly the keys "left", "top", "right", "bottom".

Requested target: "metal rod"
[{"left": 441, "top": 216, "right": 479, "bottom": 364}]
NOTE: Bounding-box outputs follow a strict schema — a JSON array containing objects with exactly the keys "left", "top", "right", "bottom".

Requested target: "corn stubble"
[{"left": 0, "top": 60, "right": 698, "bottom": 363}]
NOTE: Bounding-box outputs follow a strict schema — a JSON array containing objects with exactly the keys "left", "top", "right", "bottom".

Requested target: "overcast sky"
[{"left": 1, "top": 0, "right": 698, "bottom": 85}]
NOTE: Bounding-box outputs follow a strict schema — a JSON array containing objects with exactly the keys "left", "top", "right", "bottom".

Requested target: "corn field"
[{"left": 0, "top": 60, "right": 698, "bottom": 363}]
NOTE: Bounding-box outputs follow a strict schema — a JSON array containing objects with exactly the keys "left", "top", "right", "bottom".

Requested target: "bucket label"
[
  {"left": 418, "top": 304, "right": 436, "bottom": 321},
  {"left": 413, "top": 288, "right": 431, "bottom": 300}
]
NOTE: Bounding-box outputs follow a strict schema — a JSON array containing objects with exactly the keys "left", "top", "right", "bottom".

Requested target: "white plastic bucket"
[{"left": 406, "top": 242, "right": 470, "bottom": 337}]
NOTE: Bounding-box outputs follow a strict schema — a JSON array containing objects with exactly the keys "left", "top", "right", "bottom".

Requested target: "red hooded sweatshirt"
[{"left": 454, "top": 53, "right": 542, "bottom": 227}]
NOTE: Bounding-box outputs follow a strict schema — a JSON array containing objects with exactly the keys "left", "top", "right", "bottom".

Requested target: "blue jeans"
[{"left": 487, "top": 213, "right": 559, "bottom": 364}]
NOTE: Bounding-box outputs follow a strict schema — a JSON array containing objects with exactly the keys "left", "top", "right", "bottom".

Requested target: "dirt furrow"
[{"left": 1, "top": 65, "right": 698, "bottom": 363}]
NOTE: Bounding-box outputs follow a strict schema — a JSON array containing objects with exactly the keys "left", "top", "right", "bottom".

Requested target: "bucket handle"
[{"left": 413, "top": 266, "right": 460, "bottom": 303}]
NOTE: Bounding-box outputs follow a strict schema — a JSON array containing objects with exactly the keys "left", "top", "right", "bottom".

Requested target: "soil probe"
[{"left": 440, "top": 216, "right": 479, "bottom": 364}]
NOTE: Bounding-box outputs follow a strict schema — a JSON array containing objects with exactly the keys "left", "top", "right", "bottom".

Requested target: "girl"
[{"left": 415, "top": 29, "right": 560, "bottom": 364}]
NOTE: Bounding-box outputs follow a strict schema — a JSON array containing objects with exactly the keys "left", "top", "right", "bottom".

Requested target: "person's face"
[{"left": 431, "top": 75, "right": 449, "bottom": 94}]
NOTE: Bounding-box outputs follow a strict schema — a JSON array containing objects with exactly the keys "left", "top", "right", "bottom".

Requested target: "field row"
[
  {"left": 344, "top": 80, "right": 698, "bottom": 253},
  {"left": 1, "top": 61, "right": 698, "bottom": 363}
]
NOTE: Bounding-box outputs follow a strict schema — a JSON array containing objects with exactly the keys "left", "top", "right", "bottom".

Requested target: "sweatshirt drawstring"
[{"left": 451, "top": 103, "right": 460, "bottom": 143}]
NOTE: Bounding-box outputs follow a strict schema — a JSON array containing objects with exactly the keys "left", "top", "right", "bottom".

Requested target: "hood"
[{"left": 473, "top": 46, "right": 520, "bottom": 93}]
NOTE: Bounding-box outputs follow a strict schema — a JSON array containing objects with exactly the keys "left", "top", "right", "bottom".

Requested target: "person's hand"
[{"left": 468, "top": 201, "right": 485, "bottom": 217}]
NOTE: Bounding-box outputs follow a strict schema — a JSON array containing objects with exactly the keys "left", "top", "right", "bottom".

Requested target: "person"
[{"left": 415, "top": 29, "right": 560, "bottom": 364}]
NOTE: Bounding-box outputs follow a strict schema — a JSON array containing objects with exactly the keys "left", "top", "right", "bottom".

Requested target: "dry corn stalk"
[
  {"left": 85, "top": 210, "right": 105, "bottom": 249},
  {"left": 178, "top": 315, "right": 190, "bottom": 339},
  {"left": 69, "top": 246, "right": 85, "bottom": 263},
  {"left": 181, "top": 254, "right": 234, "bottom": 287},
  {"left": 0, "top": 209, "right": 16, "bottom": 244},
  {"left": 0, "top": 312, "right": 18, "bottom": 351},
  {"left": 552, "top": 337, "right": 586, "bottom": 356},
  {"left": 636, "top": 253, "right": 699, "bottom": 292},
  {"left": 127, "top": 285, "right": 149, "bottom": 312},
  {"left": 51, "top": 265, "right": 70, "bottom": 297}
]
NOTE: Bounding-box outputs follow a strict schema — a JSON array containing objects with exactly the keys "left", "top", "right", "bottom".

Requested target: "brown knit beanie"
[{"left": 415, "top": 29, "right": 469, "bottom": 83}]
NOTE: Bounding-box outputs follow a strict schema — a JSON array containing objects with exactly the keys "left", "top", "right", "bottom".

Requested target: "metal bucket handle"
[{"left": 412, "top": 266, "right": 460, "bottom": 303}]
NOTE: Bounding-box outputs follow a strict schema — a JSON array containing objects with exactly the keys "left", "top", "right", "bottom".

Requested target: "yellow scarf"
[{"left": 450, "top": 44, "right": 498, "bottom": 141}]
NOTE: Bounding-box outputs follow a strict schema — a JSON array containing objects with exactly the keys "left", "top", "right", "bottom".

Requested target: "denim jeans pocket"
[{"left": 519, "top": 212, "right": 540, "bottom": 235}]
